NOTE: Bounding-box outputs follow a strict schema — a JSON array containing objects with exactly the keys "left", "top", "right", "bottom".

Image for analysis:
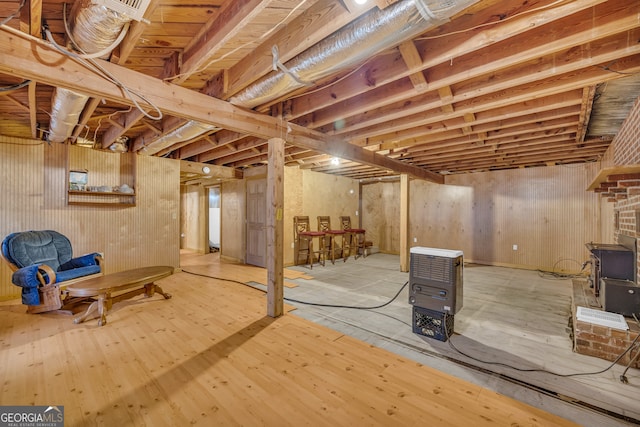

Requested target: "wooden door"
[{"left": 246, "top": 178, "right": 267, "bottom": 267}]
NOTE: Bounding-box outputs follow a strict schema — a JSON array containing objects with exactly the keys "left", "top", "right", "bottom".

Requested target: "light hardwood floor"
[{"left": 0, "top": 253, "right": 582, "bottom": 426}]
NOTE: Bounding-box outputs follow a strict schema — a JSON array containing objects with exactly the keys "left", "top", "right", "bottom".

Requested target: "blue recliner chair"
[{"left": 1, "top": 230, "right": 103, "bottom": 313}]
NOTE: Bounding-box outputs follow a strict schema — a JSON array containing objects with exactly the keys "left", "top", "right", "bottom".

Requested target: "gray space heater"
[{"left": 408, "top": 247, "right": 463, "bottom": 314}]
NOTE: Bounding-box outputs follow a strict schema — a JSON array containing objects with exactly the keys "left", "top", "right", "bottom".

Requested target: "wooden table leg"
[
  {"left": 145, "top": 283, "right": 172, "bottom": 299},
  {"left": 97, "top": 294, "right": 107, "bottom": 326},
  {"left": 73, "top": 300, "right": 98, "bottom": 324}
]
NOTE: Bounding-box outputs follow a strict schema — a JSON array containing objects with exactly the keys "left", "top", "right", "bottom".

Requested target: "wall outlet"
[
  {"left": 512, "top": 244, "right": 518, "bottom": 250},
  {"left": 355, "top": 210, "right": 358, "bottom": 216},
  {"left": 291, "top": 242, "right": 295, "bottom": 248},
  {"left": 414, "top": 237, "right": 417, "bottom": 243}
]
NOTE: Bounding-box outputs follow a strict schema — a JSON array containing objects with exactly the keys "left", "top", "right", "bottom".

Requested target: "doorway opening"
[{"left": 208, "top": 186, "right": 221, "bottom": 252}]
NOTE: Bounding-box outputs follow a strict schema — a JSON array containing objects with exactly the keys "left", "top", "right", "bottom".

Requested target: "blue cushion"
[
  {"left": 1, "top": 232, "right": 18, "bottom": 265},
  {"left": 59, "top": 253, "right": 100, "bottom": 270},
  {"left": 5, "top": 230, "right": 72, "bottom": 271},
  {"left": 11, "top": 265, "right": 41, "bottom": 305},
  {"left": 55, "top": 265, "right": 101, "bottom": 282}
]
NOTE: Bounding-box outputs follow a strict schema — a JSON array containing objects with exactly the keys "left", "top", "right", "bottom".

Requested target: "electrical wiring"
[
  {"left": 444, "top": 311, "right": 640, "bottom": 379},
  {"left": 0, "top": 79, "right": 32, "bottom": 92},
  {"left": 284, "top": 280, "right": 408, "bottom": 310},
  {"left": 415, "top": 0, "right": 568, "bottom": 41},
  {"left": 537, "top": 258, "right": 589, "bottom": 280},
  {"left": 181, "top": 268, "right": 409, "bottom": 310},
  {"left": 44, "top": 27, "right": 163, "bottom": 121},
  {"left": 42, "top": 5, "right": 163, "bottom": 123},
  {"left": 165, "top": 0, "right": 310, "bottom": 83},
  {"left": 182, "top": 268, "right": 638, "bottom": 382},
  {"left": 0, "top": 0, "right": 25, "bottom": 26}
]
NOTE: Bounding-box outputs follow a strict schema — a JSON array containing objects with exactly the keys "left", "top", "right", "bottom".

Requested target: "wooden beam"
[
  {"left": 399, "top": 174, "right": 409, "bottom": 273},
  {"left": 5, "top": 95, "right": 29, "bottom": 113},
  {"left": 339, "top": 45, "right": 640, "bottom": 140},
  {"left": 0, "top": 25, "right": 442, "bottom": 183},
  {"left": 180, "top": 160, "right": 242, "bottom": 180},
  {"left": 398, "top": 41, "right": 428, "bottom": 93},
  {"left": 266, "top": 138, "right": 285, "bottom": 318},
  {"left": 71, "top": 97, "right": 101, "bottom": 142},
  {"left": 366, "top": 96, "right": 583, "bottom": 147},
  {"left": 100, "top": 109, "right": 145, "bottom": 148},
  {"left": 576, "top": 85, "right": 596, "bottom": 143},
  {"left": 218, "top": 0, "right": 376, "bottom": 99},
  {"left": 113, "top": 0, "right": 162, "bottom": 65},
  {"left": 287, "top": 123, "right": 443, "bottom": 183},
  {"left": 176, "top": 0, "right": 270, "bottom": 85},
  {"left": 19, "top": 0, "right": 42, "bottom": 37},
  {"left": 28, "top": 82, "right": 37, "bottom": 139},
  {"left": 287, "top": 0, "right": 611, "bottom": 121}
]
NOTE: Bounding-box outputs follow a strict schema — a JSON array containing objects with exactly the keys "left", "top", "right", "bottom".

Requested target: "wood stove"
[{"left": 586, "top": 241, "right": 635, "bottom": 297}]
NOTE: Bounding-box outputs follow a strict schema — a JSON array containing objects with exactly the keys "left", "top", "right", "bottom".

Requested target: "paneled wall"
[
  {"left": 284, "top": 167, "right": 303, "bottom": 266},
  {"left": 0, "top": 140, "right": 180, "bottom": 300},
  {"left": 362, "top": 180, "right": 401, "bottom": 254},
  {"left": 220, "top": 178, "right": 246, "bottom": 262},
  {"left": 362, "top": 163, "right": 603, "bottom": 272},
  {"left": 301, "top": 170, "right": 360, "bottom": 231},
  {"left": 180, "top": 185, "right": 203, "bottom": 252}
]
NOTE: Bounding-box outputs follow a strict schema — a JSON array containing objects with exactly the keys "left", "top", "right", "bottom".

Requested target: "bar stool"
[
  {"left": 317, "top": 216, "right": 348, "bottom": 263},
  {"left": 293, "top": 216, "right": 325, "bottom": 269},
  {"left": 340, "top": 216, "right": 367, "bottom": 259}
]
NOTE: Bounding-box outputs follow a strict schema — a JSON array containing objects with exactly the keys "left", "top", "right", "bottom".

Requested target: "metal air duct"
[
  {"left": 47, "top": 0, "right": 131, "bottom": 143},
  {"left": 229, "top": 0, "right": 478, "bottom": 109},
  {"left": 139, "top": 120, "right": 219, "bottom": 155}
]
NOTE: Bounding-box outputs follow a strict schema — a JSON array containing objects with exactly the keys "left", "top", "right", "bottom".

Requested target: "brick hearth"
[{"left": 572, "top": 279, "right": 640, "bottom": 369}]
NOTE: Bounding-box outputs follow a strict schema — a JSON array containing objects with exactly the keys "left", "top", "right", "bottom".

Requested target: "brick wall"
[
  {"left": 576, "top": 95, "right": 640, "bottom": 366},
  {"left": 613, "top": 96, "right": 640, "bottom": 166},
  {"left": 574, "top": 319, "right": 640, "bottom": 368},
  {"left": 610, "top": 95, "right": 640, "bottom": 281}
]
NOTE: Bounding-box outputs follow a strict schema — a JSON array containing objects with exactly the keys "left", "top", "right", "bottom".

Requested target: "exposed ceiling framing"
[{"left": 0, "top": 0, "right": 638, "bottom": 181}]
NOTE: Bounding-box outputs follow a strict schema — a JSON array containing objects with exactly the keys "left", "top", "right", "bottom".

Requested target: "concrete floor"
[{"left": 271, "top": 253, "right": 640, "bottom": 427}]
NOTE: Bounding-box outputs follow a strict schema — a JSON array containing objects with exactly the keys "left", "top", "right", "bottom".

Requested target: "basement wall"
[
  {"left": 362, "top": 163, "right": 604, "bottom": 272},
  {"left": 606, "top": 94, "right": 640, "bottom": 282},
  {"left": 180, "top": 184, "right": 205, "bottom": 252},
  {"left": 207, "top": 165, "right": 357, "bottom": 266},
  {"left": 0, "top": 141, "right": 180, "bottom": 300}
]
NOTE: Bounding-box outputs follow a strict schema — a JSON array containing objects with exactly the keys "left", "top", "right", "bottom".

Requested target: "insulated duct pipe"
[
  {"left": 47, "top": 0, "right": 131, "bottom": 143},
  {"left": 140, "top": 120, "right": 219, "bottom": 155},
  {"left": 229, "top": 0, "right": 478, "bottom": 109}
]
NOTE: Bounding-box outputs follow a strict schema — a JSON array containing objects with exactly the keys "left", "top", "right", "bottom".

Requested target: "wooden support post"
[
  {"left": 267, "top": 138, "right": 285, "bottom": 317},
  {"left": 400, "top": 174, "right": 409, "bottom": 272}
]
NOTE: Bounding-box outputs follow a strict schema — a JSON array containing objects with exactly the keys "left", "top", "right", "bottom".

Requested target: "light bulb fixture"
[
  {"left": 331, "top": 157, "right": 340, "bottom": 165},
  {"left": 354, "top": 0, "right": 367, "bottom": 4},
  {"left": 202, "top": 166, "right": 211, "bottom": 174}
]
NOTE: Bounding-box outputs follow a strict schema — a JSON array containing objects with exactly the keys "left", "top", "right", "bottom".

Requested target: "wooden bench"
[{"left": 65, "top": 265, "right": 173, "bottom": 326}]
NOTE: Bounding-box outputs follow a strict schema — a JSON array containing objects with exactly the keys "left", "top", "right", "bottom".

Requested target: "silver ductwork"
[
  {"left": 229, "top": 0, "right": 478, "bottom": 109},
  {"left": 47, "top": 0, "right": 131, "bottom": 143},
  {"left": 141, "top": 121, "right": 220, "bottom": 155}
]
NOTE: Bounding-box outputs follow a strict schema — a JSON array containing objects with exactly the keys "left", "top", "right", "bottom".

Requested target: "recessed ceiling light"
[{"left": 354, "top": 0, "right": 367, "bottom": 4}]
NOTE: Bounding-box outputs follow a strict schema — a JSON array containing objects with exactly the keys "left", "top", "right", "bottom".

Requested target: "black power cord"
[
  {"left": 443, "top": 311, "right": 640, "bottom": 379},
  {"left": 284, "top": 281, "right": 408, "bottom": 310},
  {"left": 183, "top": 269, "right": 640, "bottom": 381}
]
